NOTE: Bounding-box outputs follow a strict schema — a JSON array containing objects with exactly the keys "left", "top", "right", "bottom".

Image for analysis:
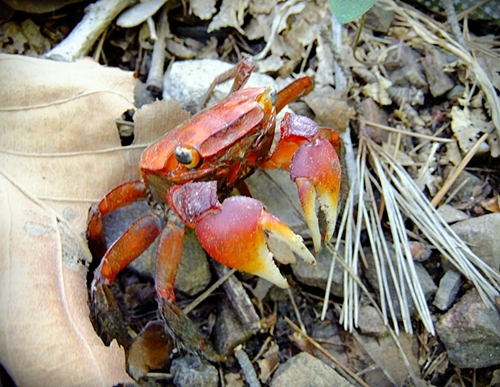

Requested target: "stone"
[
  {"left": 436, "top": 289, "right": 500, "bottom": 368},
  {"left": 433, "top": 270, "right": 462, "bottom": 311},
  {"left": 436, "top": 204, "right": 469, "bottom": 224},
  {"left": 358, "top": 305, "right": 388, "bottom": 335},
  {"left": 450, "top": 213, "right": 500, "bottom": 270},
  {"left": 212, "top": 303, "right": 253, "bottom": 357},
  {"left": 355, "top": 332, "right": 420, "bottom": 386},
  {"left": 292, "top": 243, "right": 345, "bottom": 297},
  {"left": 171, "top": 355, "right": 219, "bottom": 387},
  {"left": 422, "top": 47, "right": 455, "bottom": 97},
  {"left": 163, "top": 59, "right": 277, "bottom": 114},
  {"left": 270, "top": 352, "right": 354, "bottom": 387}
]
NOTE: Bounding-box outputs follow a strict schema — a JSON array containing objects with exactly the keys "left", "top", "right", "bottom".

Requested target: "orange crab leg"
[
  {"left": 155, "top": 217, "right": 185, "bottom": 302},
  {"left": 275, "top": 76, "right": 313, "bottom": 113},
  {"left": 94, "top": 214, "right": 162, "bottom": 286},
  {"left": 87, "top": 180, "right": 148, "bottom": 259}
]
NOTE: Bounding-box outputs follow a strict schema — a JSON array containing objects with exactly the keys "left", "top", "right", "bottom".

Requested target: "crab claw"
[
  {"left": 290, "top": 136, "right": 341, "bottom": 253},
  {"left": 195, "top": 196, "right": 316, "bottom": 288},
  {"left": 168, "top": 181, "right": 315, "bottom": 288}
]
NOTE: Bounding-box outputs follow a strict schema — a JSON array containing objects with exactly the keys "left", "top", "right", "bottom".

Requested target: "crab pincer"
[
  {"left": 168, "top": 181, "right": 316, "bottom": 288},
  {"left": 262, "top": 113, "right": 342, "bottom": 253}
]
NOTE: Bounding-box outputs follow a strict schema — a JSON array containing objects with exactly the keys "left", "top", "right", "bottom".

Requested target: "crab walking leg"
[
  {"left": 87, "top": 180, "right": 148, "bottom": 259},
  {"left": 275, "top": 76, "right": 313, "bottom": 113},
  {"left": 155, "top": 217, "right": 185, "bottom": 302},
  {"left": 93, "top": 214, "right": 163, "bottom": 286}
]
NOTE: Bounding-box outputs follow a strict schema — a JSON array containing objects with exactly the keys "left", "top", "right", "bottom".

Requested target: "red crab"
[{"left": 87, "top": 57, "right": 341, "bottom": 352}]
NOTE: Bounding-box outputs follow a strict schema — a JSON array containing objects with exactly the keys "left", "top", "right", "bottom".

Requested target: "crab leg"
[
  {"left": 168, "top": 181, "right": 316, "bottom": 288},
  {"left": 87, "top": 180, "right": 148, "bottom": 259}
]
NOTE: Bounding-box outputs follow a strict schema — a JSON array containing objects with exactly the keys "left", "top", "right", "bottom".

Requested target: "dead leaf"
[
  {"left": 0, "top": 54, "right": 187, "bottom": 385},
  {"left": 450, "top": 106, "right": 494, "bottom": 155},
  {"left": 207, "top": 0, "right": 249, "bottom": 34},
  {"left": 190, "top": 0, "right": 217, "bottom": 20},
  {"left": 0, "top": 172, "right": 133, "bottom": 386},
  {"left": 257, "top": 341, "right": 280, "bottom": 382},
  {"left": 304, "top": 86, "right": 355, "bottom": 129}
]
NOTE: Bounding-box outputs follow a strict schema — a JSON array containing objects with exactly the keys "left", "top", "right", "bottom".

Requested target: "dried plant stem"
[
  {"left": 287, "top": 288, "right": 306, "bottom": 334},
  {"left": 431, "top": 132, "right": 489, "bottom": 207},
  {"left": 146, "top": 6, "right": 169, "bottom": 92},
  {"left": 182, "top": 268, "right": 236, "bottom": 315},
  {"left": 45, "top": 0, "right": 137, "bottom": 62},
  {"left": 363, "top": 120, "right": 454, "bottom": 143},
  {"left": 234, "top": 345, "right": 261, "bottom": 387}
]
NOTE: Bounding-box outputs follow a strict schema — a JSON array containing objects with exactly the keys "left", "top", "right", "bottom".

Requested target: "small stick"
[
  {"left": 45, "top": 0, "right": 137, "bottom": 62},
  {"left": 234, "top": 345, "right": 261, "bottom": 387},
  {"left": 431, "top": 132, "right": 489, "bottom": 207},
  {"left": 146, "top": 6, "right": 170, "bottom": 92}
]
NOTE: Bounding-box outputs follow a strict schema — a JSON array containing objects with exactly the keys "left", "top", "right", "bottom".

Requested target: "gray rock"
[
  {"left": 443, "top": 168, "right": 483, "bottom": 204},
  {"left": 450, "top": 213, "right": 500, "bottom": 270},
  {"left": 271, "top": 352, "right": 354, "bottom": 387},
  {"left": 422, "top": 47, "right": 455, "bottom": 97},
  {"left": 436, "top": 204, "right": 469, "bottom": 224},
  {"left": 433, "top": 270, "right": 462, "bottom": 311},
  {"left": 292, "top": 243, "right": 345, "bottom": 296},
  {"left": 163, "top": 59, "right": 277, "bottom": 114},
  {"left": 358, "top": 305, "right": 388, "bottom": 335},
  {"left": 212, "top": 303, "right": 253, "bottom": 357},
  {"left": 171, "top": 355, "right": 219, "bottom": 387},
  {"left": 355, "top": 332, "right": 420, "bottom": 386},
  {"left": 174, "top": 228, "right": 212, "bottom": 296},
  {"left": 436, "top": 289, "right": 500, "bottom": 368}
]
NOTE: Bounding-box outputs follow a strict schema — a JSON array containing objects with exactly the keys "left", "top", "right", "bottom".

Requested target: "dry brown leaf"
[
  {"left": 0, "top": 54, "right": 187, "bottom": 385},
  {"left": 304, "top": 86, "right": 355, "bottom": 130},
  {"left": 0, "top": 173, "right": 133, "bottom": 386}
]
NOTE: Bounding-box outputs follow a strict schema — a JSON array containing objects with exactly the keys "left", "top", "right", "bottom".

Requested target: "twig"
[
  {"left": 431, "top": 132, "right": 489, "bottom": 207},
  {"left": 441, "top": 0, "right": 469, "bottom": 50},
  {"left": 234, "top": 345, "right": 261, "bottom": 387},
  {"left": 45, "top": 0, "right": 137, "bottom": 62},
  {"left": 182, "top": 267, "right": 236, "bottom": 315},
  {"left": 212, "top": 261, "right": 261, "bottom": 332},
  {"left": 363, "top": 120, "right": 454, "bottom": 143},
  {"left": 146, "top": 5, "right": 170, "bottom": 92},
  {"left": 287, "top": 288, "right": 306, "bottom": 333}
]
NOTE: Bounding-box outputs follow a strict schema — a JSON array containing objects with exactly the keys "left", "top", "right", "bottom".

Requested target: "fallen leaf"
[
  {"left": 450, "top": 106, "right": 495, "bottom": 155},
  {"left": 207, "top": 0, "right": 249, "bottom": 34},
  {"left": 0, "top": 54, "right": 186, "bottom": 385},
  {"left": 0, "top": 172, "right": 133, "bottom": 386}
]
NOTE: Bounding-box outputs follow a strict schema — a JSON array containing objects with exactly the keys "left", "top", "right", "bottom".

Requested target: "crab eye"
[{"left": 174, "top": 146, "right": 201, "bottom": 168}]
